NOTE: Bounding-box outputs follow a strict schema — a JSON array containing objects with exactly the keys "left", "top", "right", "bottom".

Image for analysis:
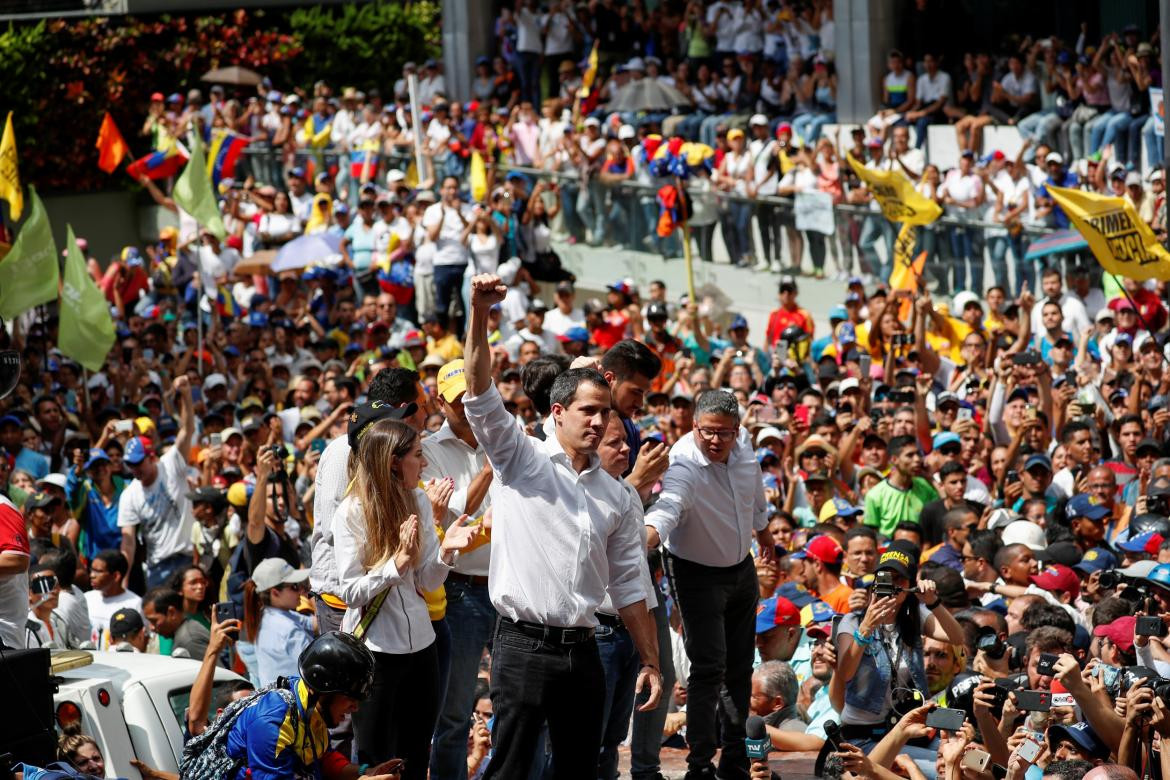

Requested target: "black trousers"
[
  {"left": 665, "top": 553, "right": 758, "bottom": 780},
  {"left": 483, "top": 618, "right": 605, "bottom": 780},
  {"left": 352, "top": 643, "right": 439, "bottom": 780}
]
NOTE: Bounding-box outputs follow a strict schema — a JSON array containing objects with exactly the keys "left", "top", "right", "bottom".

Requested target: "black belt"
[
  {"left": 498, "top": 616, "right": 595, "bottom": 645},
  {"left": 596, "top": 612, "right": 625, "bottom": 630},
  {"left": 447, "top": 571, "right": 489, "bottom": 586}
]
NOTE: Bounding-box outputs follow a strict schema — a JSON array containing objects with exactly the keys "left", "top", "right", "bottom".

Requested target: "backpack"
[{"left": 180, "top": 678, "right": 299, "bottom": 780}]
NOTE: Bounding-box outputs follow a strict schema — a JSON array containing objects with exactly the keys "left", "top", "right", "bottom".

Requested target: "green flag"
[
  {"left": 173, "top": 133, "right": 226, "bottom": 240},
  {"left": 59, "top": 224, "right": 115, "bottom": 372},
  {"left": 0, "top": 186, "right": 59, "bottom": 319}
]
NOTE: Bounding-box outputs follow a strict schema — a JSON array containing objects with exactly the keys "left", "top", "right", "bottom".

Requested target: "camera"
[
  {"left": 1098, "top": 570, "right": 1125, "bottom": 590},
  {"left": 1122, "top": 666, "right": 1170, "bottom": 700},
  {"left": 873, "top": 570, "right": 900, "bottom": 599},
  {"left": 976, "top": 625, "right": 1006, "bottom": 660},
  {"left": 267, "top": 444, "right": 291, "bottom": 483},
  {"left": 1136, "top": 615, "right": 1167, "bottom": 638}
]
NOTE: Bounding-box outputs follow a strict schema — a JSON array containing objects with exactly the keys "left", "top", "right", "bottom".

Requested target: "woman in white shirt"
[
  {"left": 333, "top": 418, "right": 474, "bottom": 778},
  {"left": 716, "top": 128, "right": 755, "bottom": 268},
  {"left": 257, "top": 192, "right": 301, "bottom": 247},
  {"left": 462, "top": 210, "right": 503, "bottom": 318},
  {"left": 777, "top": 145, "right": 827, "bottom": 276},
  {"left": 940, "top": 152, "right": 985, "bottom": 294}
]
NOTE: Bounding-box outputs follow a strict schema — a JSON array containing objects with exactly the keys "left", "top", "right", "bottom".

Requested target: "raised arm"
[{"left": 466, "top": 274, "right": 508, "bottom": 396}]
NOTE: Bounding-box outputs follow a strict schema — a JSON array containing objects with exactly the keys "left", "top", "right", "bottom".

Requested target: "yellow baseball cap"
[
  {"left": 437, "top": 359, "right": 467, "bottom": 402},
  {"left": 227, "top": 482, "right": 250, "bottom": 508}
]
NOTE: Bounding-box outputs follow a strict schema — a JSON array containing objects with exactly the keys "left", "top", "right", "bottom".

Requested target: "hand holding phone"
[
  {"left": 1015, "top": 736, "right": 1042, "bottom": 764},
  {"left": 961, "top": 749, "right": 990, "bottom": 772},
  {"left": 925, "top": 707, "right": 967, "bottom": 732}
]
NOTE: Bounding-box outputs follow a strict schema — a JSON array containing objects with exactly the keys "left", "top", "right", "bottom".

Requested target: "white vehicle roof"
[{"left": 55, "top": 650, "right": 207, "bottom": 688}]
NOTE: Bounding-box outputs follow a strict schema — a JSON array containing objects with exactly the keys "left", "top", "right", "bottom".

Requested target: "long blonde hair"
[{"left": 348, "top": 419, "right": 419, "bottom": 569}]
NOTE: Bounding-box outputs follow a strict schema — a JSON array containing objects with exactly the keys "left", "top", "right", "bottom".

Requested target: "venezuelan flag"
[
  {"left": 349, "top": 147, "right": 379, "bottom": 182},
  {"left": 125, "top": 140, "right": 188, "bottom": 181},
  {"left": 215, "top": 284, "right": 242, "bottom": 318},
  {"left": 206, "top": 130, "right": 251, "bottom": 188}
]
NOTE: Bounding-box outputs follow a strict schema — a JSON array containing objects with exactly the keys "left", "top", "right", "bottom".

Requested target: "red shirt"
[
  {"left": 592, "top": 312, "right": 628, "bottom": 351},
  {"left": 765, "top": 305, "right": 815, "bottom": 347},
  {"left": 0, "top": 495, "right": 28, "bottom": 558},
  {"left": 1129, "top": 287, "right": 1167, "bottom": 332}
]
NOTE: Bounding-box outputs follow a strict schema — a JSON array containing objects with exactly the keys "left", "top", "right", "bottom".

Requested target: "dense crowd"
[{"left": 5, "top": 3, "right": 1170, "bottom": 780}]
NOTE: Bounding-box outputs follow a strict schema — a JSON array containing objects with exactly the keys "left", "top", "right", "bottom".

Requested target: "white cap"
[
  {"left": 386, "top": 169, "right": 406, "bottom": 184},
  {"left": 251, "top": 557, "right": 311, "bottom": 592},
  {"left": 838, "top": 377, "right": 860, "bottom": 394},
  {"left": 220, "top": 427, "right": 243, "bottom": 442},
  {"left": 1045, "top": 152, "right": 1063, "bottom": 165},
  {"left": 952, "top": 291, "right": 983, "bottom": 313},
  {"left": 583, "top": 116, "right": 601, "bottom": 128},
  {"left": 1151, "top": 169, "right": 1165, "bottom": 182},
  {"left": 1095, "top": 307, "right": 1115, "bottom": 322},
  {"left": 1000, "top": 520, "right": 1047, "bottom": 551},
  {"left": 987, "top": 508, "right": 1021, "bottom": 531},
  {"left": 203, "top": 372, "right": 227, "bottom": 390},
  {"left": 86, "top": 373, "right": 109, "bottom": 390},
  {"left": 755, "top": 426, "right": 785, "bottom": 444},
  {"left": 626, "top": 57, "right": 645, "bottom": 72},
  {"left": 618, "top": 124, "right": 636, "bottom": 140},
  {"left": 749, "top": 113, "right": 769, "bottom": 126},
  {"left": 37, "top": 473, "right": 67, "bottom": 490},
  {"left": 1126, "top": 171, "right": 1142, "bottom": 186},
  {"left": 1119, "top": 560, "right": 1159, "bottom": 579}
]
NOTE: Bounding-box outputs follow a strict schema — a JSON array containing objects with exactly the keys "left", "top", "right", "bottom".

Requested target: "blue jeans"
[
  {"left": 431, "top": 580, "right": 498, "bottom": 780},
  {"left": 629, "top": 600, "right": 675, "bottom": 780},
  {"left": 987, "top": 233, "right": 1024, "bottom": 293},
  {"left": 724, "top": 201, "right": 755, "bottom": 265},
  {"left": 147, "top": 552, "right": 194, "bottom": 589},
  {"left": 859, "top": 216, "right": 895, "bottom": 282},
  {"left": 517, "top": 50, "right": 542, "bottom": 104},
  {"left": 1143, "top": 115, "right": 1163, "bottom": 168},
  {"left": 1088, "top": 109, "right": 1121, "bottom": 155},
  {"left": 949, "top": 224, "right": 983, "bottom": 293},
  {"left": 1127, "top": 114, "right": 1150, "bottom": 169},
  {"left": 433, "top": 264, "right": 468, "bottom": 332},
  {"left": 1096, "top": 110, "right": 1133, "bottom": 158},
  {"left": 793, "top": 112, "right": 834, "bottom": 143},
  {"left": 1018, "top": 110, "right": 1061, "bottom": 148},
  {"left": 596, "top": 621, "right": 639, "bottom": 780}
]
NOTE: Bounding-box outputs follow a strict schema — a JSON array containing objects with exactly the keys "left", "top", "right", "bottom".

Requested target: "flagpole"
[
  {"left": 407, "top": 74, "right": 425, "bottom": 189},
  {"left": 1110, "top": 271, "right": 1170, "bottom": 367},
  {"left": 197, "top": 292, "right": 204, "bottom": 379},
  {"left": 674, "top": 175, "right": 696, "bottom": 304}
]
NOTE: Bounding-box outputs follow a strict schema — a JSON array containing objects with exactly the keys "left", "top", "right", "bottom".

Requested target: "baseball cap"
[
  {"left": 755, "top": 595, "right": 800, "bottom": 633},
  {"left": 952, "top": 291, "right": 983, "bottom": 313},
  {"left": 987, "top": 508, "right": 1021, "bottom": 531},
  {"left": 1118, "top": 530, "right": 1164, "bottom": 555},
  {"left": 109, "top": 608, "right": 146, "bottom": 640},
  {"left": 83, "top": 448, "right": 111, "bottom": 470},
  {"left": 829, "top": 305, "right": 848, "bottom": 322},
  {"left": 347, "top": 400, "right": 419, "bottom": 449},
  {"left": 749, "top": 113, "right": 769, "bottom": 126},
  {"left": 817, "top": 497, "right": 863, "bottom": 523},
  {"left": 123, "top": 435, "right": 155, "bottom": 465},
  {"left": 204, "top": 373, "right": 227, "bottom": 391},
  {"left": 24, "top": 491, "right": 61, "bottom": 512},
  {"left": 1029, "top": 564, "right": 1080, "bottom": 600},
  {"left": 1073, "top": 547, "right": 1118, "bottom": 575},
  {"left": 251, "top": 557, "right": 312, "bottom": 592},
  {"left": 1024, "top": 453, "right": 1052, "bottom": 472},
  {"left": 1047, "top": 721, "right": 1109, "bottom": 760},
  {"left": 755, "top": 446, "right": 779, "bottom": 465},
  {"left": 1035, "top": 541, "right": 1082, "bottom": 568},
  {"left": 437, "top": 360, "right": 467, "bottom": 402},
  {"left": 37, "top": 473, "right": 67, "bottom": 491},
  {"left": 1000, "top": 520, "right": 1047, "bottom": 551},
  {"left": 756, "top": 426, "right": 784, "bottom": 445},
  {"left": 557, "top": 326, "right": 590, "bottom": 344},
  {"left": 647, "top": 302, "right": 670, "bottom": 321},
  {"left": 186, "top": 486, "right": 227, "bottom": 509},
  {"left": 1045, "top": 152, "right": 1064, "bottom": 165},
  {"left": 729, "top": 314, "right": 749, "bottom": 330},
  {"left": 875, "top": 539, "right": 918, "bottom": 580},
  {"left": 932, "top": 431, "right": 961, "bottom": 450},
  {"left": 793, "top": 534, "right": 845, "bottom": 565},
  {"left": 1065, "top": 493, "right": 1111, "bottom": 523},
  {"left": 800, "top": 600, "right": 838, "bottom": 627}
]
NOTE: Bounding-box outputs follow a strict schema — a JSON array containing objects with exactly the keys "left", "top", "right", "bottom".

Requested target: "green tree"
[{"left": 288, "top": 1, "right": 441, "bottom": 94}]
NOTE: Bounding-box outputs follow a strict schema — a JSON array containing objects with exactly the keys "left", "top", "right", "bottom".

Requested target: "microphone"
[
  {"left": 814, "top": 720, "right": 842, "bottom": 777},
  {"left": 745, "top": 715, "right": 770, "bottom": 764}
]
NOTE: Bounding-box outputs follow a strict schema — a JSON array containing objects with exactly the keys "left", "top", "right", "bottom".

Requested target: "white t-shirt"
[
  {"left": 516, "top": 7, "right": 543, "bottom": 53},
  {"left": 84, "top": 590, "right": 142, "bottom": 650},
  {"left": 468, "top": 233, "right": 500, "bottom": 275},
  {"left": 413, "top": 223, "right": 435, "bottom": 275},
  {"left": 543, "top": 305, "right": 585, "bottom": 335},
  {"left": 707, "top": 2, "right": 740, "bottom": 52},
  {"left": 916, "top": 70, "right": 952, "bottom": 105},
  {"left": 543, "top": 11, "right": 575, "bottom": 55},
  {"left": 940, "top": 170, "right": 983, "bottom": 220},
  {"left": 117, "top": 447, "right": 195, "bottom": 568},
  {"left": 422, "top": 202, "right": 473, "bottom": 267}
]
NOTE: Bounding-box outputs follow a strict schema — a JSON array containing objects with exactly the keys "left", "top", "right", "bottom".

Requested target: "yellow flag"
[
  {"left": 469, "top": 151, "right": 487, "bottom": 203},
  {"left": 405, "top": 159, "right": 420, "bottom": 189},
  {"left": 0, "top": 112, "right": 23, "bottom": 221},
  {"left": 846, "top": 153, "right": 941, "bottom": 226},
  {"left": 1047, "top": 185, "right": 1170, "bottom": 281},
  {"left": 889, "top": 224, "right": 927, "bottom": 321}
]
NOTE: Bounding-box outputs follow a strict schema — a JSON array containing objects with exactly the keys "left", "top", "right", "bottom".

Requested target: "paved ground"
[
  {"left": 616, "top": 746, "right": 821, "bottom": 779},
  {"left": 553, "top": 238, "right": 848, "bottom": 339}
]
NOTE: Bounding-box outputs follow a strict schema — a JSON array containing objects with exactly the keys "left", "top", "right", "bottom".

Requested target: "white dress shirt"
[
  {"left": 646, "top": 428, "right": 769, "bottom": 568},
  {"left": 599, "top": 480, "right": 659, "bottom": 615},
  {"left": 1030, "top": 292, "right": 1091, "bottom": 338},
  {"left": 463, "top": 382, "right": 647, "bottom": 628},
  {"left": 421, "top": 422, "right": 491, "bottom": 577},
  {"left": 309, "top": 435, "right": 349, "bottom": 598},
  {"left": 334, "top": 488, "right": 451, "bottom": 654}
]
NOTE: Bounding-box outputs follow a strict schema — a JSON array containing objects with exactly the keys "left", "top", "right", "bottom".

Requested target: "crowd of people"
[
  {"left": 5, "top": 3, "right": 1170, "bottom": 780},
  {"left": 132, "top": 1, "right": 1164, "bottom": 294}
]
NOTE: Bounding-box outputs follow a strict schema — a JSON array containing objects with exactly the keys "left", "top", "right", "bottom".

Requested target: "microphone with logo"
[{"left": 745, "top": 714, "right": 771, "bottom": 767}]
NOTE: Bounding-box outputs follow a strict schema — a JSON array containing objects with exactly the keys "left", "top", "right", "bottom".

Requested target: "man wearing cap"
[
  {"left": 506, "top": 300, "right": 561, "bottom": 360},
  {"left": 765, "top": 279, "right": 814, "bottom": 350},
  {"left": 463, "top": 273, "right": 662, "bottom": 779},
  {"left": 793, "top": 535, "right": 853, "bottom": 613},
  {"left": 109, "top": 607, "right": 148, "bottom": 653},
  {"left": 1065, "top": 492, "right": 1112, "bottom": 553},
  {"left": 118, "top": 376, "right": 196, "bottom": 589},
  {"left": 66, "top": 446, "right": 127, "bottom": 562},
  {"left": 646, "top": 388, "right": 772, "bottom": 780},
  {"left": 544, "top": 281, "right": 585, "bottom": 336},
  {"left": 425, "top": 360, "right": 501, "bottom": 780}
]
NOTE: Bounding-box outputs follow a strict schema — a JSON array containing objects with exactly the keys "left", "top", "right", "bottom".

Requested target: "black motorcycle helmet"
[
  {"left": 298, "top": 631, "right": 376, "bottom": 700},
  {"left": 781, "top": 325, "right": 809, "bottom": 344},
  {"left": 1129, "top": 512, "right": 1170, "bottom": 539}
]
